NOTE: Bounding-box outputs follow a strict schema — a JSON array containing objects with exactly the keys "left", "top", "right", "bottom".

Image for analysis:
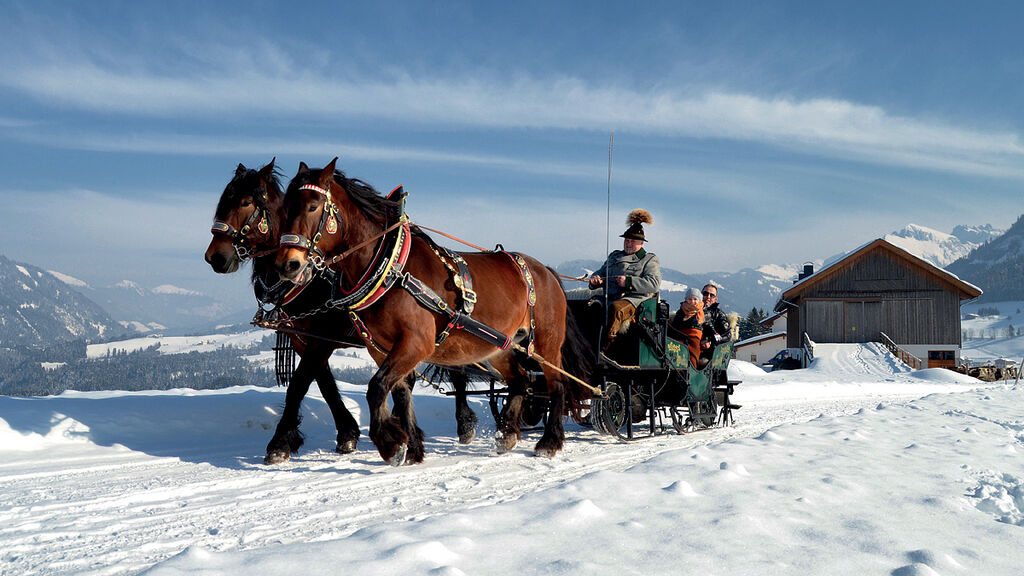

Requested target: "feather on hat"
[{"left": 621, "top": 209, "right": 653, "bottom": 241}]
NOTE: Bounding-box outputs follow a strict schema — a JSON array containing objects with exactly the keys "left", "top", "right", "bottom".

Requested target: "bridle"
[
  {"left": 279, "top": 182, "right": 342, "bottom": 271},
  {"left": 211, "top": 199, "right": 271, "bottom": 261}
]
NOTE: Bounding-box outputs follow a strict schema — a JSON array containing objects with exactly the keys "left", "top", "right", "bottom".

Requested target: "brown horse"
[
  {"left": 275, "top": 158, "right": 586, "bottom": 465},
  {"left": 204, "top": 160, "right": 364, "bottom": 464},
  {"left": 204, "top": 161, "right": 485, "bottom": 463}
]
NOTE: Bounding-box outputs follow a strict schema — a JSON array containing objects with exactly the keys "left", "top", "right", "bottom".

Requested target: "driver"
[{"left": 588, "top": 209, "right": 661, "bottom": 351}]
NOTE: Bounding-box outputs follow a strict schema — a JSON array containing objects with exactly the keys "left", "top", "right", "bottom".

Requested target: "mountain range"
[
  {"left": 882, "top": 222, "right": 1004, "bottom": 268},
  {"left": 947, "top": 214, "right": 1024, "bottom": 303},
  {"left": 0, "top": 255, "right": 126, "bottom": 346},
  {"left": 0, "top": 218, "right": 1018, "bottom": 348}
]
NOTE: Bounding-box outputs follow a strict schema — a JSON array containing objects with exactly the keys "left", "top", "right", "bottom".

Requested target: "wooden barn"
[{"left": 774, "top": 238, "right": 983, "bottom": 368}]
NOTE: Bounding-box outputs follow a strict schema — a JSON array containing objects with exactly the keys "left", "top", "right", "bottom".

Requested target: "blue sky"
[{"left": 2, "top": 1, "right": 1023, "bottom": 301}]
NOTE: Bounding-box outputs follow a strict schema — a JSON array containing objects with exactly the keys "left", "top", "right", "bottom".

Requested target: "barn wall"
[{"left": 792, "top": 250, "right": 964, "bottom": 346}]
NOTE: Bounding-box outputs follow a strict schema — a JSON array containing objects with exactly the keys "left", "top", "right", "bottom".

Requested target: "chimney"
[{"left": 797, "top": 262, "right": 814, "bottom": 281}]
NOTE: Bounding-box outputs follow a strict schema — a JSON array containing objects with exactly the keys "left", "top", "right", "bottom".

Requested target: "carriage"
[
  {"left": 570, "top": 296, "right": 740, "bottom": 439},
  {"left": 413, "top": 294, "right": 741, "bottom": 441}
]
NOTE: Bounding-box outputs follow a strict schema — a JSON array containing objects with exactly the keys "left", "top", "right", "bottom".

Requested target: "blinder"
[{"left": 210, "top": 203, "right": 268, "bottom": 261}]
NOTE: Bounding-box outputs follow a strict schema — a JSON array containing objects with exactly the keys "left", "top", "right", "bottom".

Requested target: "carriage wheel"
[{"left": 593, "top": 383, "right": 628, "bottom": 436}]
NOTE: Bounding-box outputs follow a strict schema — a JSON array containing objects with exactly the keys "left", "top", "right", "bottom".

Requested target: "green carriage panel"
[
  {"left": 663, "top": 338, "right": 690, "bottom": 370},
  {"left": 711, "top": 341, "right": 733, "bottom": 370},
  {"left": 636, "top": 298, "right": 663, "bottom": 367}
]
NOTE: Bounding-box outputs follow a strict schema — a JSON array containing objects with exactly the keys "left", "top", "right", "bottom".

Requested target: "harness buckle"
[{"left": 463, "top": 288, "right": 478, "bottom": 304}]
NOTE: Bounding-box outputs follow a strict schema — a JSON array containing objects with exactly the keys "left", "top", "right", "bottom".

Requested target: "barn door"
[
  {"left": 845, "top": 301, "right": 881, "bottom": 343},
  {"left": 805, "top": 300, "right": 844, "bottom": 342}
]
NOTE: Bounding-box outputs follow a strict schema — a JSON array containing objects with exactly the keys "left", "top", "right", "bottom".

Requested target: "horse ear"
[
  {"left": 235, "top": 163, "right": 247, "bottom": 177},
  {"left": 258, "top": 159, "right": 275, "bottom": 180},
  {"left": 297, "top": 162, "right": 309, "bottom": 174},
  {"left": 318, "top": 157, "right": 338, "bottom": 188}
]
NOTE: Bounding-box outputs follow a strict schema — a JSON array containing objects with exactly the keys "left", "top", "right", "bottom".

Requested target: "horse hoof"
[
  {"left": 534, "top": 446, "right": 558, "bottom": 458},
  {"left": 458, "top": 428, "right": 476, "bottom": 445},
  {"left": 264, "top": 450, "right": 290, "bottom": 465},
  {"left": 495, "top": 432, "right": 517, "bottom": 454},
  {"left": 336, "top": 439, "right": 357, "bottom": 454},
  {"left": 387, "top": 444, "right": 408, "bottom": 467}
]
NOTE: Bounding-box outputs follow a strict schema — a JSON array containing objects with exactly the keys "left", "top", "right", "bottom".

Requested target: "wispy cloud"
[{"left": 4, "top": 21, "right": 1024, "bottom": 183}]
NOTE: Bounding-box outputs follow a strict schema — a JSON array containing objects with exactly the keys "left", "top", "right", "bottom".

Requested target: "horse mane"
[
  {"left": 215, "top": 163, "right": 284, "bottom": 220},
  {"left": 288, "top": 167, "right": 433, "bottom": 245}
]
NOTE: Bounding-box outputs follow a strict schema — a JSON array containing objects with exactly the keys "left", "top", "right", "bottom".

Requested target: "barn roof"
[
  {"left": 776, "top": 238, "right": 982, "bottom": 311},
  {"left": 734, "top": 331, "right": 786, "bottom": 348}
]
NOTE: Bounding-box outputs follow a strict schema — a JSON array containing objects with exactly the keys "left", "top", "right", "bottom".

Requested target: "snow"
[
  {"left": 755, "top": 262, "right": 805, "bottom": 281},
  {"left": 85, "top": 330, "right": 268, "bottom": 358},
  {"left": 48, "top": 270, "right": 91, "bottom": 288},
  {"left": 961, "top": 301, "right": 1024, "bottom": 365},
  {"left": 3, "top": 341, "right": 1024, "bottom": 575},
  {"left": 153, "top": 284, "right": 203, "bottom": 296}
]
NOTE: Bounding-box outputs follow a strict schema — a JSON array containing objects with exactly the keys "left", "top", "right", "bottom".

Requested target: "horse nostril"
[
  {"left": 285, "top": 259, "right": 301, "bottom": 274},
  {"left": 208, "top": 252, "right": 225, "bottom": 270}
]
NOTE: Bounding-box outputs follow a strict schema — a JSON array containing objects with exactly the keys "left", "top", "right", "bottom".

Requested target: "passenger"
[
  {"left": 701, "top": 283, "right": 731, "bottom": 352},
  {"left": 668, "top": 287, "right": 706, "bottom": 368},
  {"left": 588, "top": 209, "right": 662, "bottom": 352}
]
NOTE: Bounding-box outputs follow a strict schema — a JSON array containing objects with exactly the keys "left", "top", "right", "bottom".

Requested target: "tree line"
[{"left": 0, "top": 340, "right": 274, "bottom": 397}]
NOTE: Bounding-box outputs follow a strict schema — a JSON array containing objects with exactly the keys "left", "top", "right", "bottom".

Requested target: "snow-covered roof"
[{"left": 734, "top": 331, "right": 786, "bottom": 348}]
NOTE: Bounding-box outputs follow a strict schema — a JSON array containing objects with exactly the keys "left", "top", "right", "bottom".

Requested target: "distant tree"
[
  {"left": 739, "top": 307, "right": 770, "bottom": 341},
  {"left": 1008, "top": 324, "right": 1016, "bottom": 339},
  {"left": 978, "top": 306, "right": 1001, "bottom": 317}
]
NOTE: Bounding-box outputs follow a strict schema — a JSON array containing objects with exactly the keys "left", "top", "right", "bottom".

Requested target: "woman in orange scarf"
[{"left": 668, "top": 288, "right": 707, "bottom": 368}]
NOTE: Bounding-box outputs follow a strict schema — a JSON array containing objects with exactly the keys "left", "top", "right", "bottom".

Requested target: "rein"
[{"left": 412, "top": 223, "right": 587, "bottom": 283}]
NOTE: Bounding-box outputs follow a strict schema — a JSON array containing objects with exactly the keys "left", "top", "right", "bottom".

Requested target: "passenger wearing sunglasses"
[{"left": 701, "top": 283, "right": 731, "bottom": 351}]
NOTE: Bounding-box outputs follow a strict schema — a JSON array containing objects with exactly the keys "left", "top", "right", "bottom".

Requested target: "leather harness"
[{"left": 275, "top": 183, "right": 536, "bottom": 355}]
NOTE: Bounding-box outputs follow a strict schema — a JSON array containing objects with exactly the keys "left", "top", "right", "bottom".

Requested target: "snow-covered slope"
[
  {"left": 4, "top": 350, "right": 1018, "bottom": 575},
  {"left": 0, "top": 254, "right": 126, "bottom": 346},
  {"left": 884, "top": 223, "right": 981, "bottom": 267}
]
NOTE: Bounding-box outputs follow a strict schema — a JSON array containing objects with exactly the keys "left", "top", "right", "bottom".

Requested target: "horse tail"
[{"left": 549, "top": 267, "right": 595, "bottom": 419}]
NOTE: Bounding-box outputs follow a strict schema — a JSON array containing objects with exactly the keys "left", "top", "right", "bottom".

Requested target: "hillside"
[
  {"left": 947, "top": 214, "right": 1024, "bottom": 302},
  {"left": 0, "top": 255, "right": 126, "bottom": 346}
]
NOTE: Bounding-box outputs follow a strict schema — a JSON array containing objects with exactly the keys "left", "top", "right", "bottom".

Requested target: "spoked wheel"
[{"left": 592, "top": 383, "right": 628, "bottom": 437}]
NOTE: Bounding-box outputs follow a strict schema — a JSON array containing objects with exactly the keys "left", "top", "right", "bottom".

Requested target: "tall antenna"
[
  {"left": 604, "top": 132, "right": 614, "bottom": 320},
  {"left": 606, "top": 132, "right": 613, "bottom": 259}
]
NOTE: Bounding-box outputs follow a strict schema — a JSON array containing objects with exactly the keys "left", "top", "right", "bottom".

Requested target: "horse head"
[{"left": 205, "top": 159, "right": 281, "bottom": 273}]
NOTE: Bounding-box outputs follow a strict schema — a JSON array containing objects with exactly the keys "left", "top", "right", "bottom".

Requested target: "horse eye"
[
  {"left": 241, "top": 199, "right": 252, "bottom": 207},
  {"left": 308, "top": 204, "right": 318, "bottom": 213}
]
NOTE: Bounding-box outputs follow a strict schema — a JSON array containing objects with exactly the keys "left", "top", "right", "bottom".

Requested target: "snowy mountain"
[
  {"left": 882, "top": 222, "right": 1004, "bottom": 268},
  {"left": 947, "top": 214, "right": 1024, "bottom": 303},
  {"left": 0, "top": 255, "right": 126, "bottom": 346},
  {"left": 44, "top": 275, "right": 247, "bottom": 333}
]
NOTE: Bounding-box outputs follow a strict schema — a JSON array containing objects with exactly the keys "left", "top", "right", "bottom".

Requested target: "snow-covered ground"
[
  {"left": 961, "top": 300, "right": 1024, "bottom": 366},
  {"left": 85, "top": 330, "right": 269, "bottom": 359},
  {"left": 3, "top": 344, "right": 1024, "bottom": 575}
]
